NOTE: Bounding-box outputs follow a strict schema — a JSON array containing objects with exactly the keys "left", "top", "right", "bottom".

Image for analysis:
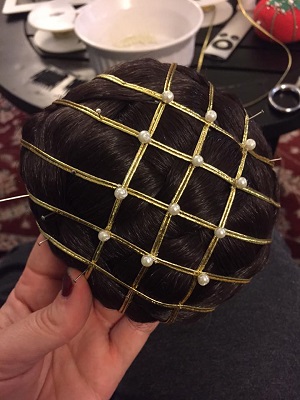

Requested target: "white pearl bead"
[
  {"left": 141, "top": 255, "right": 154, "bottom": 267},
  {"left": 197, "top": 273, "right": 210, "bottom": 286},
  {"left": 235, "top": 177, "right": 248, "bottom": 189},
  {"left": 214, "top": 227, "right": 226, "bottom": 238},
  {"left": 192, "top": 155, "right": 204, "bottom": 167},
  {"left": 161, "top": 90, "right": 174, "bottom": 103},
  {"left": 205, "top": 110, "right": 217, "bottom": 123},
  {"left": 114, "top": 186, "right": 128, "bottom": 200},
  {"left": 245, "top": 139, "right": 256, "bottom": 151},
  {"left": 168, "top": 203, "right": 181, "bottom": 215},
  {"left": 98, "top": 230, "right": 111, "bottom": 242},
  {"left": 96, "top": 108, "right": 102, "bottom": 115},
  {"left": 138, "top": 130, "right": 151, "bottom": 144}
]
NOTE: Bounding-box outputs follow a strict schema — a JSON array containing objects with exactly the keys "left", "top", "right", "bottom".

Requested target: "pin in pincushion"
[{"left": 253, "top": 0, "right": 300, "bottom": 43}]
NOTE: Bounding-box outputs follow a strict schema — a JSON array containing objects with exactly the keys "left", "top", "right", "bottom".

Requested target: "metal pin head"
[{"left": 41, "top": 212, "right": 55, "bottom": 221}]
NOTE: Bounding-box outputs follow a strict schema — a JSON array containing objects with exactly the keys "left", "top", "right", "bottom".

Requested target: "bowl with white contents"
[{"left": 74, "top": 0, "right": 204, "bottom": 73}]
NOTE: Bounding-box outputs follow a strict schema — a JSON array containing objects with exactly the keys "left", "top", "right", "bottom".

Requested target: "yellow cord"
[
  {"left": 197, "top": 0, "right": 293, "bottom": 108},
  {"left": 236, "top": 0, "right": 292, "bottom": 108}
]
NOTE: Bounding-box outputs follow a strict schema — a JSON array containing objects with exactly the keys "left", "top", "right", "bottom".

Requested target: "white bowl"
[{"left": 74, "top": 0, "right": 204, "bottom": 73}]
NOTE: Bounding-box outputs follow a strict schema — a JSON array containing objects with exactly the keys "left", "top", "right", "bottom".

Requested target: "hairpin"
[
  {"left": 270, "top": 157, "right": 282, "bottom": 162},
  {"left": 249, "top": 110, "right": 264, "bottom": 120},
  {"left": 73, "top": 266, "right": 93, "bottom": 283},
  {"left": 38, "top": 238, "right": 48, "bottom": 246},
  {"left": 41, "top": 212, "right": 55, "bottom": 221},
  {"left": 0, "top": 194, "right": 29, "bottom": 203}
]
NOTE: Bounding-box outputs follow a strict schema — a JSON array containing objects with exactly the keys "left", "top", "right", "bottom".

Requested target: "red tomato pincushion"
[{"left": 253, "top": 0, "right": 300, "bottom": 43}]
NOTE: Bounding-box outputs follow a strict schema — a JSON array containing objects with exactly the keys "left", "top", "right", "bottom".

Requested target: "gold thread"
[
  {"left": 37, "top": 223, "right": 215, "bottom": 313},
  {"left": 55, "top": 88, "right": 274, "bottom": 168},
  {"left": 202, "top": 162, "right": 280, "bottom": 207},
  {"left": 21, "top": 139, "right": 280, "bottom": 236},
  {"left": 119, "top": 63, "right": 178, "bottom": 313},
  {"left": 28, "top": 192, "right": 254, "bottom": 284},
  {"left": 20, "top": 65, "right": 279, "bottom": 321},
  {"left": 91, "top": 99, "right": 167, "bottom": 267},
  {"left": 49, "top": 103, "right": 279, "bottom": 206},
  {"left": 21, "top": 139, "right": 116, "bottom": 190},
  {"left": 171, "top": 109, "right": 251, "bottom": 319},
  {"left": 207, "top": 82, "right": 214, "bottom": 111},
  {"left": 22, "top": 141, "right": 277, "bottom": 238},
  {"left": 119, "top": 266, "right": 149, "bottom": 313},
  {"left": 236, "top": 0, "right": 293, "bottom": 108},
  {"left": 29, "top": 190, "right": 252, "bottom": 284},
  {"left": 150, "top": 111, "right": 210, "bottom": 257},
  {"left": 164, "top": 62, "right": 177, "bottom": 91},
  {"left": 197, "top": 6, "right": 216, "bottom": 73}
]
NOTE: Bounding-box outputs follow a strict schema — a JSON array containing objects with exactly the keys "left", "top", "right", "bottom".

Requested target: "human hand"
[{"left": 0, "top": 235, "right": 158, "bottom": 400}]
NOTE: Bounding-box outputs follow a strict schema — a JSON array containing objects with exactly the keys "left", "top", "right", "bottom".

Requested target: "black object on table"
[
  {"left": 0, "top": 1, "right": 300, "bottom": 153},
  {"left": 195, "top": 21, "right": 300, "bottom": 152}
]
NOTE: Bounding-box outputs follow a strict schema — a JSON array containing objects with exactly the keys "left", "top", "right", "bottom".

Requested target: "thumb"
[{"left": 0, "top": 268, "right": 92, "bottom": 378}]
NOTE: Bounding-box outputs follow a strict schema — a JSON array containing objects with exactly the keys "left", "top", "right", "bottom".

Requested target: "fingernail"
[{"left": 61, "top": 273, "right": 74, "bottom": 297}]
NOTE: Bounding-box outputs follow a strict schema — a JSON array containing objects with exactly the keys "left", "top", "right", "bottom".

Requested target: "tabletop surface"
[{"left": 1, "top": 0, "right": 300, "bottom": 151}]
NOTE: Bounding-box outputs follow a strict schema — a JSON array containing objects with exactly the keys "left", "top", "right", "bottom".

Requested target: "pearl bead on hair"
[
  {"left": 114, "top": 186, "right": 128, "bottom": 200},
  {"left": 205, "top": 110, "right": 217, "bottom": 123},
  {"left": 141, "top": 255, "right": 154, "bottom": 267},
  {"left": 138, "top": 130, "right": 151, "bottom": 144},
  {"left": 214, "top": 227, "right": 226, "bottom": 238},
  {"left": 192, "top": 155, "right": 204, "bottom": 167},
  {"left": 235, "top": 177, "right": 248, "bottom": 189},
  {"left": 98, "top": 230, "right": 111, "bottom": 242},
  {"left": 161, "top": 90, "right": 174, "bottom": 103},
  {"left": 168, "top": 203, "right": 181, "bottom": 215},
  {"left": 197, "top": 272, "right": 210, "bottom": 286},
  {"left": 245, "top": 139, "right": 256, "bottom": 151},
  {"left": 96, "top": 108, "right": 102, "bottom": 115}
]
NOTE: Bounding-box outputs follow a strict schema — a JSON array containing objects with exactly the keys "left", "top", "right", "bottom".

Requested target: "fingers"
[
  {"left": 0, "top": 268, "right": 92, "bottom": 379},
  {"left": 13, "top": 235, "right": 68, "bottom": 311},
  {"left": 93, "top": 300, "right": 124, "bottom": 329},
  {"left": 110, "top": 316, "right": 159, "bottom": 367}
]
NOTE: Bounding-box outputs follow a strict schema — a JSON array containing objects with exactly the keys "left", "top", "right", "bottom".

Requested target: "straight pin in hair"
[
  {"left": 249, "top": 110, "right": 264, "bottom": 120},
  {"left": 73, "top": 270, "right": 86, "bottom": 283},
  {"left": 38, "top": 238, "right": 49, "bottom": 246},
  {"left": 145, "top": 100, "right": 159, "bottom": 104},
  {"left": 41, "top": 212, "right": 55, "bottom": 221},
  {"left": 73, "top": 266, "right": 93, "bottom": 283},
  {"left": 270, "top": 157, "right": 282, "bottom": 162},
  {"left": 0, "top": 194, "right": 29, "bottom": 203}
]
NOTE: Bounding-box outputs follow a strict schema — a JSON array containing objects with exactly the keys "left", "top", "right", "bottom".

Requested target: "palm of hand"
[{"left": 0, "top": 237, "right": 157, "bottom": 400}]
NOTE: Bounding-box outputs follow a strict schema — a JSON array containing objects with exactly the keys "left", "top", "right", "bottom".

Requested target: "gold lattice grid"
[{"left": 21, "top": 63, "right": 279, "bottom": 318}]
